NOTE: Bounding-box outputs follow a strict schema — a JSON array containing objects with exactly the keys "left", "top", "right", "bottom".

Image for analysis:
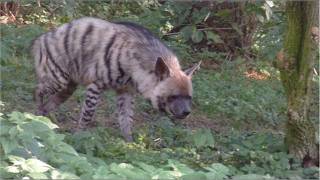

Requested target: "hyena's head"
[{"left": 150, "top": 57, "right": 201, "bottom": 119}]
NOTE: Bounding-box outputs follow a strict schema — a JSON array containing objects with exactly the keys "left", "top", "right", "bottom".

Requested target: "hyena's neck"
[
  {"left": 130, "top": 56, "right": 181, "bottom": 99},
  {"left": 125, "top": 36, "right": 181, "bottom": 98},
  {"left": 131, "top": 68, "right": 158, "bottom": 98}
]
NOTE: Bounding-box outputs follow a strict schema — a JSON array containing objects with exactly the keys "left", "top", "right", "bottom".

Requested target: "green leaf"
[
  {"left": 5, "top": 166, "right": 20, "bottom": 173},
  {"left": 303, "top": 167, "right": 319, "bottom": 176},
  {"left": 206, "top": 31, "right": 223, "bottom": 43},
  {"left": 0, "top": 124, "right": 13, "bottom": 135},
  {"left": 51, "top": 169, "right": 79, "bottom": 179},
  {"left": 151, "top": 170, "right": 177, "bottom": 179},
  {"left": 177, "top": 9, "right": 191, "bottom": 25},
  {"left": 191, "top": 8, "right": 210, "bottom": 24},
  {"left": 231, "top": 23, "right": 243, "bottom": 35},
  {"left": 232, "top": 174, "right": 275, "bottom": 180},
  {"left": 0, "top": 138, "right": 19, "bottom": 154},
  {"left": 109, "top": 163, "right": 151, "bottom": 180},
  {"left": 180, "top": 26, "right": 194, "bottom": 41},
  {"left": 8, "top": 155, "right": 25, "bottom": 165},
  {"left": 93, "top": 166, "right": 112, "bottom": 179},
  {"left": 204, "top": 163, "right": 230, "bottom": 180},
  {"left": 20, "top": 121, "right": 52, "bottom": 135},
  {"left": 24, "top": 113, "right": 58, "bottom": 129},
  {"left": 167, "top": 160, "right": 194, "bottom": 175},
  {"left": 215, "top": 9, "right": 231, "bottom": 18},
  {"left": 22, "top": 158, "right": 52, "bottom": 173},
  {"left": 8, "top": 112, "right": 26, "bottom": 125},
  {"left": 192, "top": 129, "right": 215, "bottom": 148},
  {"left": 27, "top": 172, "right": 48, "bottom": 179},
  {"left": 56, "top": 143, "right": 78, "bottom": 156},
  {"left": 257, "top": 14, "right": 265, "bottom": 23},
  {"left": 135, "top": 162, "right": 156, "bottom": 174},
  {"left": 182, "top": 172, "right": 207, "bottom": 180},
  {"left": 192, "top": 30, "right": 204, "bottom": 43},
  {"left": 9, "top": 126, "right": 20, "bottom": 139}
]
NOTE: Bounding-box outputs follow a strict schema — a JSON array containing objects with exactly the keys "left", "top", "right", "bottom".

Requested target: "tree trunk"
[{"left": 277, "top": 1, "right": 319, "bottom": 167}]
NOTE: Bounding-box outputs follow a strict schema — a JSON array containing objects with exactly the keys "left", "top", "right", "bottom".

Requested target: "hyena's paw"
[
  {"left": 35, "top": 108, "right": 49, "bottom": 117},
  {"left": 121, "top": 130, "right": 133, "bottom": 142},
  {"left": 75, "top": 122, "right": 88, "bottom": 132},
  {"left": 124, "top": 134, "right": 133, "bottom": 142},
  {"left": 75, "top": 120, "right": 96, "bottom": 131}
]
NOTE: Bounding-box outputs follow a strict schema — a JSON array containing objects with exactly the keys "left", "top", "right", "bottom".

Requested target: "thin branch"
[{"left": 162, "top": 27, "right": 233, "bottom": 36}]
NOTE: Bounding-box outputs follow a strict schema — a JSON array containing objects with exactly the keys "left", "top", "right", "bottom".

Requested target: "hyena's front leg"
[
  {"left": 117, "top": 92, "right": 134, "bottom": 142},
  {"left": 78, "top": 83, "right": 102, "bottom": 128},
  {"left": 40, "top": 82, "right": 77, "bottom": 115},
  {"left": 35, "top": 81, "right": 69, "bottom": 116}
]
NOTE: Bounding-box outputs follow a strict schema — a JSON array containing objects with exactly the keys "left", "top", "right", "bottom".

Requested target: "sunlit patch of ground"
[{"left": 244, "top": 69, "right": 270, "bottom": 80}]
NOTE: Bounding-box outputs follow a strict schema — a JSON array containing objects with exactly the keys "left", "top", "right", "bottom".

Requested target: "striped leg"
[
  {"left": 117, "top": 92, "right": 134, "bottom": 142},
  {"left": 78, "top": 83, "right": 102, "bottom": 128}
]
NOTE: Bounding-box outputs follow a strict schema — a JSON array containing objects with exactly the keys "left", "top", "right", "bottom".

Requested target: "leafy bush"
[
  {"left": 0, "top": 111, "right": 233, "bottom": 179},
  {"left": 2, "top": 111, "right": 317, "bottom": 179}
]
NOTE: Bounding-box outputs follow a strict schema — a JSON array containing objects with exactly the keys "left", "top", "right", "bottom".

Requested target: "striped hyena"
[{"left": 31, "top": 17, "right": 201, "bottom": 141}]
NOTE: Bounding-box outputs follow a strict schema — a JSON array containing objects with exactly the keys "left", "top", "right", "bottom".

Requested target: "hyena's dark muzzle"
[{"left": 167, "top": 95, "right": 192, "bottom": 119}]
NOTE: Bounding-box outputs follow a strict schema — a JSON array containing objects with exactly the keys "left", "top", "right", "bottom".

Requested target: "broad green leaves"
[
  {"left": 1, "top": 112, "right": 81, "bottom": 179},
  {"left": 192, "top": 129, "right": 215, "bottom": 148},
  {"left": 180, "top": 25, "right": 204, "bottom": 43},
  {"left": 1, "top": 111, "right": 317, "bottom": 180},
  {"left": 22, "top": 158, "right": 52, "bottom": 173},
  {"left": 180, "top": 25, "right": 194, "bottom": 42},
  {"left": 6, "top": 156, "right": 53, "bottom": 176},
  {"left": 0, "top": 111, "right": 230, "bottom": 180},
  {"left": 206, "top": 31, "right": 223, "bottom": 44},
  {"left": 192, "top": 31, "right": 204, "bottom": 43},
  {"left": 97, "top": 161, "right": 230, "bottom": 180},
  {"left": 179, "top": 25, "right": 223, "bottom": 44},
  {"left": 204, "top": 163, "right": 230, "bottom": 180},
  {"left": 232, "top": 174, "right": 275, "bottom": 180}
]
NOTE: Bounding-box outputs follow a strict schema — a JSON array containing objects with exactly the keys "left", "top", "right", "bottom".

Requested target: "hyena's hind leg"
[
  {"left": 78, "top": 82, "right": 103, "bottom": 128},
  {"left": 117, "top": 92, "right": 134, "bottom": 142},
  {"left": 35, "top": 81, "right": 77, "bottom": 116}
]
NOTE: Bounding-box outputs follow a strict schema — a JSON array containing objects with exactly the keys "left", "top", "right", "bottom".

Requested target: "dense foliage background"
[{"left": 0, "top": 1, "right": 319, "bottom": 179}]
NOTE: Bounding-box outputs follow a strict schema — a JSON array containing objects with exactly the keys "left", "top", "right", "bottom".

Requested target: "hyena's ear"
[
  {"left": 184, "top": 61, "right": 202, "bottom": 77},
  {"left": 155, "top": 57, "right": 171, "bottom": 80}
]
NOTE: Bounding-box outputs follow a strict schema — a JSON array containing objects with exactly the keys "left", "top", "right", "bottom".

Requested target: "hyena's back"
[
  {"left": 33, "top": 18, "right": 119, "bottom": 86},
  {"left": 32, "top": 17, "right": 176, "bottom": 87}
]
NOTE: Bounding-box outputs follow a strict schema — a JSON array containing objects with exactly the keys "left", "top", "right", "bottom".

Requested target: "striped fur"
[{"left": 31, "top": 17, "right": 200, "bottom": 141}]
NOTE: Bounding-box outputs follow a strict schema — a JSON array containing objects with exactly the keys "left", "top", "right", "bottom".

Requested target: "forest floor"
[{"left": 1, "top": 24, "right": 319, "bottom": 179}]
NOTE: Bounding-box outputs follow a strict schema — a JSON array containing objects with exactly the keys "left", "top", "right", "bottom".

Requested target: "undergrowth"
[
  {"left": 0, "top": 11, "right": 319, "bottom": 180},
  {"left": 1, "top": 112, "right": 318, "bottom": 179}
]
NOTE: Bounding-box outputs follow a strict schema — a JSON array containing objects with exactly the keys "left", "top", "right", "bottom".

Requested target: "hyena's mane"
[
  {"left": 115, "top": 21, "right": 181, "bottom": 71},
  {"left": 114, "top": 21, "right": 155, "bottom": 39}
]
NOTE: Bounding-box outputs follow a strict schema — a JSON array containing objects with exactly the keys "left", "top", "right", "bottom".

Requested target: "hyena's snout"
[{"left": 167, "top": 95, "right": 192, "bottom": 119}]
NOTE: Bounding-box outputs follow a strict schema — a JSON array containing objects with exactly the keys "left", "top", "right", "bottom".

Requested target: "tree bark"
[{"left": 277, "top": 1, "right": 319, "bottom": 167}]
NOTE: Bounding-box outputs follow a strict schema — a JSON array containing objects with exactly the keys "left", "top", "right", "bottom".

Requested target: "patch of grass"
[
  {"left": 0, "top": 25, "right": 44, "bottom": 63},
  {"left": 1, "top": 55, "right": 36, "bottom": 113},
  {"left": 192, "top": 63, "right": 287, "bottom": 129}
]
